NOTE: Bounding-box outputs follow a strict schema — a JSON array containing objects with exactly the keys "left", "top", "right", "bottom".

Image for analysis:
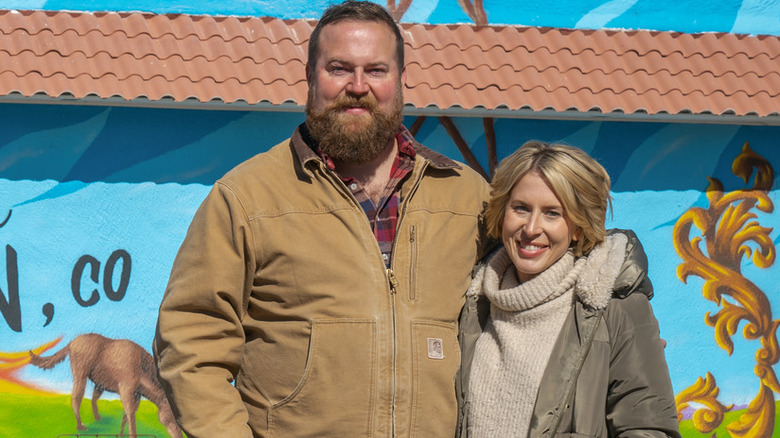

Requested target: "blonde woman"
[{"left": 457, "top": 141, "right": 679, "bottom": 437}]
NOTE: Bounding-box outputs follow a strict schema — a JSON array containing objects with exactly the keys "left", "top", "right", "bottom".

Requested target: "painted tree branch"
[
  {"left": 458, "top": 0, "right": 488, "bottom": 25},
  {"left": 409, "top": 116, "right": 427, "bottom": 136},
  {"left": 386, "top": 0, "right": 413, "bottom": 21},
  {"left": 438, "top": 116, "right": 489, "bottom": 180},
  {"left": 483, "top": 117, "right": 497, "bottom": 178}
]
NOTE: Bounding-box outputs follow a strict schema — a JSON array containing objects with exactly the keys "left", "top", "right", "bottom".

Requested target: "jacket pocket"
[
  {"left": 408, "top": 224, "right": 418, "bottom": 301},
  {"left": 268, "top": 319, "right": 377, "bottom": 438},
  {"left": 409, "top": 320, "right": 460, "bottom": 437}
]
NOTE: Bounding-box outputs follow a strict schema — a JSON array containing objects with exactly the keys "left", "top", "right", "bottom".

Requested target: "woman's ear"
[{"left": 572, "top": 227, "right": 582, "bottom": 242}]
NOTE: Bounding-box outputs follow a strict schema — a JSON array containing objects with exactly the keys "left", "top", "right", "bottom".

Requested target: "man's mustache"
[{"left": 329, "top": 94, "right": 379, "bottom": 112}]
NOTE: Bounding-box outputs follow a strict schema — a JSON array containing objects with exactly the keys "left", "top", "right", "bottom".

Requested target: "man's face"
[{"left": 305, "top": 20, "right": 405, "bottom": 164}]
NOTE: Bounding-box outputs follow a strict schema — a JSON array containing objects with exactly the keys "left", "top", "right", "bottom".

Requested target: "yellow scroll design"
[
  {"left": 675, "top": 372, "right": 733, "bottom": 434},
  {"left": 672, "top": 142, "right": 776, "bottom": 437}
]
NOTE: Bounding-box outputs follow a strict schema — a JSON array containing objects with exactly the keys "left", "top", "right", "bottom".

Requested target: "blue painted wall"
[
  {"left": 3, "top": 0, "right": 780, "bottom": 35},
  {"left": 2, "top": 103, "right": 778, "bottom": 411}
]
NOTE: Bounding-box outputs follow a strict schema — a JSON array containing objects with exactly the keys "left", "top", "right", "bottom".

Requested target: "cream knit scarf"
[{"left": 466, "top": 234, "right": 627, "bottom": 438}]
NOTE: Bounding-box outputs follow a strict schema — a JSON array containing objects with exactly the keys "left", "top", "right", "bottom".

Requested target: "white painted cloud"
[
  {"left": 402, "top": 0, "right": 439, "bottom": 23},
  {"left": 732, "top": 0, "right": 780, "bottom": 35},
  {"left": 2, "top": 1, "right": 48, "bottom": 9},
  {"left": 576, "top": 0, "right": 640, "bottom": 29}
]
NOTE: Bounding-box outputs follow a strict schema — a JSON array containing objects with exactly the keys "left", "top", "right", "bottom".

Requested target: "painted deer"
[{"left": 29, "top": 333, "right": 182, "bottom": 438}]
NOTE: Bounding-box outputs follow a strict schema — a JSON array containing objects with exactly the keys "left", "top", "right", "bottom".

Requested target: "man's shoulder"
[
  {"left": 413, "top": 144, "right": 490, "bottom": 209},
  {"left": 415, "top": 143, "right": 488, "bottom": 187},
  {"left": 219, "top": 138, "right": 295, "bottom": 185}
]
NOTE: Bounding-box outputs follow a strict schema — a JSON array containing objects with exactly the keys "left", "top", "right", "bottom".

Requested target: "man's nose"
[{"left": 346, "top": 69, "right": 370, "bottom": 95}]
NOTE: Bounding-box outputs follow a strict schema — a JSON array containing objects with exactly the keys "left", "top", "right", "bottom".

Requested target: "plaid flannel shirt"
[{"left": 317, "top": 128, "right": 416, "bottom": 267}]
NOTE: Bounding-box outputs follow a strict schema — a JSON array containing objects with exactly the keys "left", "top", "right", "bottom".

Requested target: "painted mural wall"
[
  {"left": 1, "top": 103, "right": 779, "bottom": 436},
  {"left": 3, "top": 0, "right": 780, "bottom": 35},
  {"left": 1, "top": 0, "right": 779, "bottom": 437}
]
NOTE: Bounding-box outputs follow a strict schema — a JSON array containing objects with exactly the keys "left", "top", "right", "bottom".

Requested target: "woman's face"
[{"left": 502, "top": 171, "right": 579, "bottom": 283}]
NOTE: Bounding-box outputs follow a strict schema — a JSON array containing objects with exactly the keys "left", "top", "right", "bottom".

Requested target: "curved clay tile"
[{"left": 1, "top": 8, "right": 778, "bottom": 119}]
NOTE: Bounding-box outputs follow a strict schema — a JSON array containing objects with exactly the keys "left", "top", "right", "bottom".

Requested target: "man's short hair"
[{"left": 308, "top": 0, "right": 405, "bottom": 72}]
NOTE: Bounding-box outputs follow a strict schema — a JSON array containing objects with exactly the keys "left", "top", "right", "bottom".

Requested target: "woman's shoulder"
[
  {"left": 603, "top": 291, "right": 660, "bottom": 335},
  {"left": 609, "top": 228, "right": 654, "bottom": 300}
]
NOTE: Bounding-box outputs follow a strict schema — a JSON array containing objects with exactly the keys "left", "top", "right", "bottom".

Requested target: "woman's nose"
[{"left": 524, "top": 213, "right": 542, "bottom": 236}]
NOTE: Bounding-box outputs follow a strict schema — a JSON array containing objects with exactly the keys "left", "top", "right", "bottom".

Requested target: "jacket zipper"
[
  {"left": 385, "top": 160, "right": 426, "bottom": 436},
  {"left": 386, "top": 267, "right": 399, "bottom": 436}
]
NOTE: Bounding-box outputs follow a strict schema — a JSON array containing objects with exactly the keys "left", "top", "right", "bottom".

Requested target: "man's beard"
[{"left": 305, "top": 86, "right": 404, "bottom": 165}]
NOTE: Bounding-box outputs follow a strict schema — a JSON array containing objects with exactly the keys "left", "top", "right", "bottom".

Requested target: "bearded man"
[{"left": 153, "top": 1, "right": 490, "bottom": 437}]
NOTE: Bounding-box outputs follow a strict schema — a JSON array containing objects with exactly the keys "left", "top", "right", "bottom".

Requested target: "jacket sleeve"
[
  {"left": 153, "top": 181, "right": 254, "bottom": 438},
  {"left": 605, "top": 293, "right": 681, "bottom": 438}
]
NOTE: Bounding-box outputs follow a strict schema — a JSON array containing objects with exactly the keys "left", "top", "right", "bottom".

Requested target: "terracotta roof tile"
[{"left": 1, "top": 9, "right": 778, "bottom": 120}]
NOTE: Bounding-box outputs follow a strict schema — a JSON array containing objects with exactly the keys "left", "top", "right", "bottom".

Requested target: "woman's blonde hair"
[{"left": 485, "top": 141, "right": 612, "bottom": 256}]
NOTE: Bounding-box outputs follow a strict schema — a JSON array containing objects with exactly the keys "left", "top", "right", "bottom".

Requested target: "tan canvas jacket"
[{"left": 154, "top": 126, "right": 490, "bottom": 438}]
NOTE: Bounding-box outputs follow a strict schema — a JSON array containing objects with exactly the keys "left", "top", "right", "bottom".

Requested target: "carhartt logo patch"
[{"left": 427, "top": 337, "right": 444, "bottom": 359}]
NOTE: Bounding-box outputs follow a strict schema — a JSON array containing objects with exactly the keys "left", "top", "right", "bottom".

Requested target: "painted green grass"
[
  {"left": 0, "top": 392, "right": 179, "bottom": 437},
  {"left": 678, "top": 401, "right": 780, "bottom": 437},
  {"left": 4, "top": 391, "right": 780, "bottom": 437}
]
